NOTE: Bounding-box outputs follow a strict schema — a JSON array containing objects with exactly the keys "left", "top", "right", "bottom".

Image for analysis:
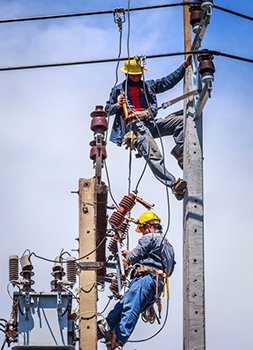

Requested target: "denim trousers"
[
  {"left": 127, "top": 115, "right": 183, "bottom": 187},
  {"left": 106, "top": 274, "right": 163, "bottom": 346}
]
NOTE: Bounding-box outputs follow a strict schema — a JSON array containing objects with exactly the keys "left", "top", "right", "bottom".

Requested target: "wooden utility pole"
[
  {"left": 183, "top": 1, "right": 206, "bottom": 350},
  {"left": 78, "top": 178, "right": 108, "bottom": 350}
]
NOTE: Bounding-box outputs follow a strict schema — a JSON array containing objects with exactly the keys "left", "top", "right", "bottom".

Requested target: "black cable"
[
  {"left": 29, "top": 235, "right": 106, "bottom": 264},
  {"left": 213, "top": 4, "right": 253, "bottom": 21},
  {"left": 0, "top": 2, "right": 197, "bottom": 24},
  {"left": 1, "top": 49, "right": 252, "bottom": 72},
  {"left": 0, "top": 320, "right": 7, "bottom": 323}
]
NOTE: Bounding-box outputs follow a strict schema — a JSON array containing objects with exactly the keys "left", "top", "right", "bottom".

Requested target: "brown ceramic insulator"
[
  {"left": 89, "top": 140, "right": 107, "bottom": 147},
  {"left": 198, "top": 53, "right": 215, "bottom": 75},
  {"left": 119, "top": 193, "right": 136, "bottom": 212},
  {"left": 109, "top": 211, "right": 125, "bottom": 228},
  {"left": 90, "top": 116, "right": 108, "bottom": 132},
  {"left": 90, "top": 146, "right": 107, "bottom": 160},
  {"left": 118, "top": 221, "right": 130, "bottom": 236},
  {"left": 90, "top": 105, "right": 108, "bottom": 119},
  {"left": 189, "top": 4, "right": 203, "bottom": 25},
  {"left": 109, "top": 282, "right": 119, "bottom": 295},
  {"left": 108, "top": 235, "right": 119, "bottom": 254}
]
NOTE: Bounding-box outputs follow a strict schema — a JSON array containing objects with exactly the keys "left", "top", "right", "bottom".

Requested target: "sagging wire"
[
  {"left": 104, "top": 6, "right": 125, "bottom": 208},
  {"left": 29, "top": 235, "right": 106, "bottom": 264}
]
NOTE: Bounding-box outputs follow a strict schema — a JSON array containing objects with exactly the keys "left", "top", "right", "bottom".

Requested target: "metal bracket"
[
  {"left": 95, "top": 133, "right": 103, "bottom": 185},
  {"left": 191, "top": 9, "right": 212, "bottom": 51},
  {"left": 79, "top": 262, "right": 117, "bottom": 269},
  {"left": 194, "top": 80, "right": 213, "bottom": 120},
  {"left": 113, "top": 7, "right": 125, "bottom": 32}
]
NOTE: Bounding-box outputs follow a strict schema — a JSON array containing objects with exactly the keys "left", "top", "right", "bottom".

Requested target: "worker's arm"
[
  {"left": 151, "top": 55, "right": 192, "bottom": 94},
  {"left": 126, "top": 234, "right": 151, "bottom": 264}
]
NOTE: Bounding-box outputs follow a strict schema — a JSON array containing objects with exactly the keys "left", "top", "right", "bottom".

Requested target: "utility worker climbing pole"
[
  {"left": 98, "top": 212, "right": 175, "bottom": 349},
  {"left": 105, "top": 55, "right": 192, "bottom": 200}
]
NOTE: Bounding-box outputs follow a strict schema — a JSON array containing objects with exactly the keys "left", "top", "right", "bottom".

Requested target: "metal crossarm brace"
[{"left": 194, "top": 80, "right": 212, "bottom": 120}]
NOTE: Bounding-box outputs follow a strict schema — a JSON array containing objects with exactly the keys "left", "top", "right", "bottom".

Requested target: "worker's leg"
[
  {"left": 105, "top": 300, "right": 123, "bottom": 331},
  {"left": 151, "top": 114, "right": 183, "bottom": 148},
  {"left": 151, "top": 115, "right": 184, "bottom": 168},
  {"left": 114, "top": 274, "right": 163, "bottom": 346},
  {"left": 131, "top": 121, "right": 176, "bottom": 187}
]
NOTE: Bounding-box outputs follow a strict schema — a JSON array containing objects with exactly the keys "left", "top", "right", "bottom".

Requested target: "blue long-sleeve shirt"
[
  {"left": 105, "top": 64, "right": 185, "bottom": 146},
  {"left": 126, "top": 230, "right": 175, "bottom": 276}
]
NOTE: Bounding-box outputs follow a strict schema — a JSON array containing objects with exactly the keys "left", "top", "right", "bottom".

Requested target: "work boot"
[
  {"left": 171, "top": 178, "right": 187, "bottom": 200},
  {"left": 97, "top": 323, "right": 121, "bottom": 350},
  {"left": 171, "top": 145, "right": 183, "bottom": 170}
]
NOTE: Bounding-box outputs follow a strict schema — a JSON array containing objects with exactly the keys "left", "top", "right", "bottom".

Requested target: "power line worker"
[
  {"left": 105, "top": 55, "right": 192, "bottom": 200},
  {"left": 98, "top": 212, "right": 175, "bottom": 349}
]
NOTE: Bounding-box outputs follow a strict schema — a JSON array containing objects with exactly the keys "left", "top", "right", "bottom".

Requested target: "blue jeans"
[
  {"left": 106, "top": 274, "right": 163, "bottom": 346},
  {"left": 127, "top": 115, "right": 183, "bottom": 187}
]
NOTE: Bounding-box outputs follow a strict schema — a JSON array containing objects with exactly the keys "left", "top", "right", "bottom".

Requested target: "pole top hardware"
[{"left": 113, "top": 7, "right": 125, "bottom": 32}]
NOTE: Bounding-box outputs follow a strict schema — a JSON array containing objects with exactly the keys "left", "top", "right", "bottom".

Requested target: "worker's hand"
[
  {"left": 122, "top": 131, "right": 138, "bottom": 151},
  {"left": 121, "top": 249, "right": 131, "bottom": 258},
  {"left": 117, "top": 94, "right": 127, "bottom": 109},
  {"left": 183, "top": 54, "right": 192, "bottom": 68}
]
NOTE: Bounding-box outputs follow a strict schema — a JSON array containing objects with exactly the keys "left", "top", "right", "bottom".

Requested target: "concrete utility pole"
[
  {"left": 78, "top": 178, "right": 108, "bottom": 350},
  {"left": 183, "top": 1, "right": 206, "bottom": 350}
]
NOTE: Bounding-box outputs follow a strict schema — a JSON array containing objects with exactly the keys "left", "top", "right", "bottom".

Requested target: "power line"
[
  {"left": 213, "top": 4, "right": 253, "bottom": 21},
  {"left": 0, "top": 2, "right": 252, "bottom": 24},
  {"left": 0, "top": 50, "right": 252, "bottom": 72},
  {"left": 0, "top": 2, "right": 195, "bottom": 24}
]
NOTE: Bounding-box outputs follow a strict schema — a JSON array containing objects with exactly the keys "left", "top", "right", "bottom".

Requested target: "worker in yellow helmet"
[
  {"left": 105, "top": 55, "right": 192, "bottom": 200},
  {"left": 98, "top": 212, "right": 175, "bottom": 349}
]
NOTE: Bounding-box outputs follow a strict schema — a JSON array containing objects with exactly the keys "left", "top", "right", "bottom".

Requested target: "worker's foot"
[
  {"left": 171, "top": 145, "right": 183, "bottom": 170},
  {"left": 97, "top": 322, "right": 111, "bottom": 341},
  {"left": 171, "top": 178, "right": 187, "bottom": 200}
]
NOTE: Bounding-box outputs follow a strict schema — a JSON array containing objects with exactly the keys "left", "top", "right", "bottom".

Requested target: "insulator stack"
[
  {"left": 108, "top": 235, "right": 119, "bottom": 254},
  {"left": 89, "top": 105, "right": 108, "bottom": 165},
  {"left": 89, "top": 140, "right": 107, "bottom": 161},
  {"left": 109, "top": 280, "right": 119, "bottom": 295},
  {"left": 9, "top": 255, "right": 19, "bottom": 282},
  {"left": 189, "top": 4, "right": 203, "bottom": 33},
  {"left": 51, "top": 256, "right": 66, "bottom": 291},
  {"left": 90, "top": 105, "right": 108, "bottom": 132},
  {"left": 118, "top": 220, "right": 130, "bottom": 237},
  {"left": 20, "top": 255, "right": 35, "bottom": 291},
  {"left": 109, "top": 193, "right": 136, "bottom": 228},
  {"left": 197, "top": 51, "right": 215, "bottom": 83},
  {"left": 67, "top": 256, "right": 76, "bottom": 285}
]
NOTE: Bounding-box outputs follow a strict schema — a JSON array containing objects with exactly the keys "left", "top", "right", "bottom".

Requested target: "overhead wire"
[
  {"left": 0, "top": 2, "right": 252, "bottom": 24},
  {"left": 0, "top": 49, "right": 252, "bottom": 72}
]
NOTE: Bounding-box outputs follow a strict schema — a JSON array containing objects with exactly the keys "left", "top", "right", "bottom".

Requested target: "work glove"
[
  {"left": 183, "top": 54, "right": 192, "bottom": 68},
  {"left": 122, "top": 131, "right": 138, "bottom": 151}
]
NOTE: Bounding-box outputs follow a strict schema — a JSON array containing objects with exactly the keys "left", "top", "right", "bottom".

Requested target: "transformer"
[{"left": 12, "top": 291, "right": 75, "bottom": 350}]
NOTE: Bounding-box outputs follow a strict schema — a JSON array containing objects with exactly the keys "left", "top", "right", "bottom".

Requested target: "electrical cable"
[
  {"left": 29, "top": 235, "right": 106, "bottom": 264},
  {"left": 213, "top": 4, "right": 253, "bottom": 21},
  {"left": 104, "top": 5, "right": 124, "bottom": 209},
  {"left": 2, "top": 2, "right": 252, "bottom": 24},
  {"left": 1, "top": 49, "right": 252, "bottom": 72},
  {"left": 0, "top": 2, "right": 197, "bottom": 24}
]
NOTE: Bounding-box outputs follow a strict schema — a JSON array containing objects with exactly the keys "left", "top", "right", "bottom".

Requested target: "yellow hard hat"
[
  {"left": 135, "top": 211, "right": 161, "bottom": 233},
  {"left": 120, "top": 56, "right": 147, "bottom": 75}
]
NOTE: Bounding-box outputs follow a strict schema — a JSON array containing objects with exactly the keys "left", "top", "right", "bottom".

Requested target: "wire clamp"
[{"left": 113, "top": 7, "right": 125, "bottom": 32}]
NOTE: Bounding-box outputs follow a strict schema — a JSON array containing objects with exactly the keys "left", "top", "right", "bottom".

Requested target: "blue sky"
[{"left": 0, "top": 1, "right": 253, "bottom": 350}]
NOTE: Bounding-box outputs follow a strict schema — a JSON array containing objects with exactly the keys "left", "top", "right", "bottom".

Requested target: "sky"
[{"left": 0, "top": 1, "right": 253, "bottom": 349}]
